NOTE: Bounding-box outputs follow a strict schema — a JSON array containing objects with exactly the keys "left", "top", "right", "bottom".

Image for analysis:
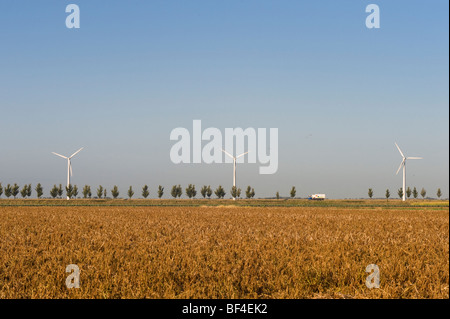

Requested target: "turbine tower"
[
  {"left": 395, "top": 143, "right": 422, "bottom": 201},
  {"left": 52, "top": 147, "right": 84, "bottom": 200},
  {"left": 222, "top": 149, "right": 248, "bottom": 200}
]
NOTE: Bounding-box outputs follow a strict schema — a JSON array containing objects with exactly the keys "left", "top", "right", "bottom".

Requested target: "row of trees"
[
  {"left": 368, "top": 187, "right": 443, "bottom": 199},
  {"left": 0, "top": 183, "right": 264, "bottom": 199},
  {"left": 1, "top": 182, "right": 443, "bottom": 200},
  {"left": 0, "top": 183, "right": 299, "bottom": 200},
  {"left": 0, "top": 183, "right": 45, "bottom": 199}
]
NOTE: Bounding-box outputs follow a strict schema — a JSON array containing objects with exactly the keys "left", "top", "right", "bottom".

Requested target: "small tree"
[
  {"left": 12, "top": 183, "right": 19, "bottom": 199},
  {"left": 57, "top": 184, "right": 63, "bottom": 198},
  {"left": 412, "top": 187, "right": 418, "bottom": 199},
  {"left": 215, "top": 185, "right": 226, "bottom": 199},
  {"left": 385, "top": 189, "right": 390, "bottom": 200},
  {"left": 368, "top": 188, "right": 373, "bottom": 199},
  {"left": 97, "top": 185, "right": 104, "bottom": 199},
  {"left": 103, "top": 189, "right": 107, "bottom": 198},
  {"left": 157, "top": 185, "right": 164, "bottom": 198},
  {"left": 186, "top": 185, "right": 192, "bottom": 198},
  {"left": 276, "top": 191, "right": 280, "bottom": 200},
  {"left": 420, "top": 188, "right": 426, "bottom": 199},
  {"left": 237, "top": 187, "right": 241, "bottom": 199},
  {"left": 66, "top": 184, "right": 74, "bottom": 199},
  {"left": 20, "top": 185, "right": 28, "bottom": 198},
  {"left": 82, "top": 185, "right": 91, "bottom": 199},
  {"left": 35, "top": 183, "right": 43, "bottom": 199},
  {"left": 230, "top": 186, "right": 239, "bottom": 199},
  {"left": 290, "top": 186, "right": 296, "bottom": 199},
  {"left": 128, "top": 186, "right": 134, "bottom": 199},
  {"left": 26, "top": 184, "right": 32, "bottom": 197},
  {"left": 250, "top": 188, "right": 255, "bottom": 198},
  {"left": 406, "top": 187, "right": 412, "bottom": 199},
  {"left": 200, "top": 185, "right": 208, "bottom": 199},
  {"left": 4, "top": 184, "right": 12, "bottom": 198},
  {"left": 245, "top": 186, "right": 252, "bottom": 199},
  {"left": 185, "top": 184, "right": 196, "bottom": 199},
  {"left": 72, "top": 185, "right": 78, "bottom": 198},
  {"left": 176, "top": 185, "right": 182, "bottom": 198},
  {"left": 111, "top": 186, "right": 120, "bottom": 199},
  {"left": 171, "top": 185, "right": 178, "bottom": 199},
  {"left": 142, "top": 185, "right": 150, "bottom": 199},
  {"left": 50, "top": 185, "right": 58, "bottom": 198},
  {"left": 397, "top": 188, "right": 403, "bottom": 199},
  {"left": 437, "top": 188, "right": 442, "bottom": 199},
  {"left": 206, "top": 185, "right": 212, "bottom": 199},
  {"left": 0, "top": 183, "right": 3, "bottom": 198}
]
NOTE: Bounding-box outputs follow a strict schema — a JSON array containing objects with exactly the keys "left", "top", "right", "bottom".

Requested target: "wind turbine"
[
  {"left": 395, "top": 143, "right": 422, "bottom": 201},
  {"left": 222, "top": 149, "right": 249, "bottom": 200},
  {"left": 52, "top": 147, "right": 84, "bottom": 200}
]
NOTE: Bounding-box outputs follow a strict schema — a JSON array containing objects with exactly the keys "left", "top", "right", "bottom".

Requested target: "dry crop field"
[{"left": 0, "top": 205, "right": 448, "bottom": 299}]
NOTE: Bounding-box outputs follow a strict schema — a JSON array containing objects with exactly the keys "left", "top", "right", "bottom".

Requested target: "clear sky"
[{"left": 0, "top": 1, "right": 448, "bottom": 199}]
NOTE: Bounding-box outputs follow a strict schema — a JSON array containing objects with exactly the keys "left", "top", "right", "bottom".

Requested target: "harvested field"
[{"left": 0, "top": 206, "right": 448, "bottom": 298}]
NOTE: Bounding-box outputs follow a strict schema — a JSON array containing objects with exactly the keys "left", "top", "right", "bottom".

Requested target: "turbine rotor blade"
[
  {"left": 395, "top": 143, "right": 405, "bottom": 158},
  {"left": 396, "top": 159, "right": 405, "bottom": 175},
  {"left": 69, "top": 162, "right": 73, "bottom": 176},
  {"left": 407, "top": 157, "right": 423, "bottom": 160},
  {"left": 52, "top": 152, "right": 68, "bottom": 159},
  {"left": 222, "top": 149, "right": 235, "bottom": 159},
  {"left": 69, "top": 147, "right": 84, "bottom": 159},
  {"left": 236, "top": 151, "right": 249, "bottom": 159}
]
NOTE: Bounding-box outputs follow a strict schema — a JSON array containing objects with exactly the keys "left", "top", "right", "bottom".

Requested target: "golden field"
[{"left": 0, "top": 205, "right": 448, "bottom": 298}]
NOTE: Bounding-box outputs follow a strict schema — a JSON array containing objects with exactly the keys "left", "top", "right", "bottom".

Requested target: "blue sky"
[{"left": 0, "top": 1, "right": 448, "bottom": 198}]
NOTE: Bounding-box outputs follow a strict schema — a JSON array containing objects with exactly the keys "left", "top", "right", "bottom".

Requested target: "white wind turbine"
[
  {"left": 395, "top": 143, "right": 422, "bottom": 201},
  {"left": 52, "top": 147, "right": 84, "bottom": 200},
  {"left": 222, "top": 149, "right": 249, "bottom": 200}
]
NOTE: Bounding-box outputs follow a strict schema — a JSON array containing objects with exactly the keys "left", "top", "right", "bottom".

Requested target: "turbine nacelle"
[
  {"left": 395, "top": 143, "right": 423, "bottom": 175},
  {"left": 222, "top": 149, "right": 249, "bottom": 161}
]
